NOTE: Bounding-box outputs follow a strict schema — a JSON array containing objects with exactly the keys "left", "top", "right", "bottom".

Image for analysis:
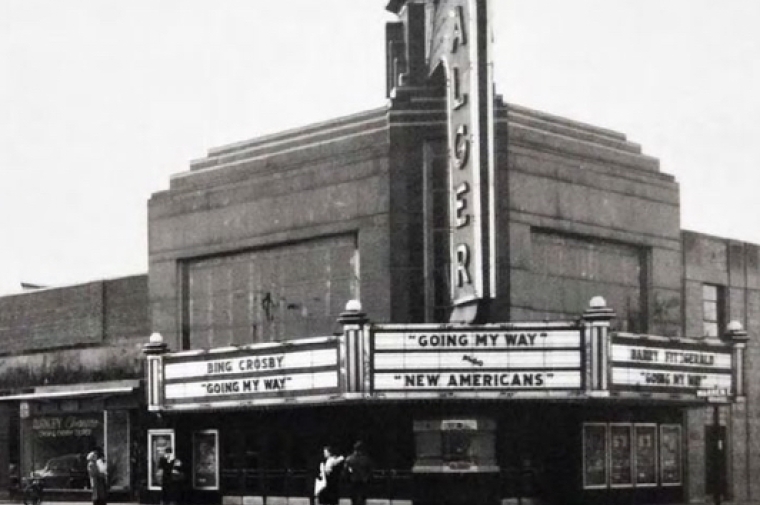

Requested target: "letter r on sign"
[{"left": 455, "top": 243, "right": 472, "bottom": 287}]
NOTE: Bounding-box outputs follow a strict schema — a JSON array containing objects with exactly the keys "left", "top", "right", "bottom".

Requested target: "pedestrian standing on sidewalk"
[
  {"left": 87, "top": 451, "right": 107, "bottom": 505},
  {"left": 316, "top": 445, "right": 344, "bottom": 505},
  {"left": 95, "top": 448, "right": 108, "bottom": 490},
  {"left": 343, "top": 441, "right": 373, "bottom": 505},
  {"left": 159, "top": 447, "right": 185, "bottom": 505}
]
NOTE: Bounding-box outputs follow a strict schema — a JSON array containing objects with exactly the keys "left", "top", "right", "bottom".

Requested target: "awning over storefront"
[{"left": 0, "top": 379, "right": 140, "bottom": 401}]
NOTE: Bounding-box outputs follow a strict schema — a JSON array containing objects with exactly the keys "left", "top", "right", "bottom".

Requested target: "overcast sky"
[{"left": 1, "top": 1, "right": 759, "bottom": 295}]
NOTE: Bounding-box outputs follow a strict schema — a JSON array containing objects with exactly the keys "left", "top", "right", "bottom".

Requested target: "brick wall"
[
  {"left": 682, "top": 231, "right": 760, "bottom": 503},
  {"left": 0, "top": 275, "right": 148, "bottom": 354},
  {"left": 0, "top": 275, "right": 148, "bottom": 389}
]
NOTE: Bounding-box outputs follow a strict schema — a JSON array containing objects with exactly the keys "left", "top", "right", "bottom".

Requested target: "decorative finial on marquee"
[
  {"left": 345, "top": 299, "right": 363, "bottom": 313},
  {"left": 583, "top": 296, "right": 615, "bottom": 322},
  {"left": 726, "top": 320, "right": 749, "bottom": 343},
  {"left": 142, "top": 332, "right": 169, "bottom": 355},
  {"left": 589, "top": 296, "right": 607, "bottom": 309},
  {"left": 338, "top": 299, "right": 368, "bottom": 326}
]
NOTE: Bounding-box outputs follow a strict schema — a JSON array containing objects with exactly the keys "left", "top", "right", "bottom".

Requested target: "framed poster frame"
[
  {"left": 192, "top": 429, "right": 220, "bottom": 490},
  {"left": 583, "top": 423, "right": 608, "bottom": 489},
  {"left": 634, "top": 423, "right": 658, "bottom": 487},
  {"left": 609, "top": 423, "right": 633, "bottom": 488},
  {"left": 660, "top": 424, "right": 682, "bottom": 486},
  {"left": 148, "top": 429, "right": 175, "bottom": 491}
]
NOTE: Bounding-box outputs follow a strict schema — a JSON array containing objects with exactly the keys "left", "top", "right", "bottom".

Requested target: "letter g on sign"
[{"left": 453, "top": 124, "right": 470, "bottom": 169}]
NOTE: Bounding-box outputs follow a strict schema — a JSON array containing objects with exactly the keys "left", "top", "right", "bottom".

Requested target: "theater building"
[{"left": 140, "top": 2, "right": 760, "bottom": 505}]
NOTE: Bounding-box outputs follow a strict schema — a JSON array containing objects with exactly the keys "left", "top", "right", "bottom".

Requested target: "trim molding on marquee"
[{"left": 143, "top": 298, "right": 746, "bottom": 412}]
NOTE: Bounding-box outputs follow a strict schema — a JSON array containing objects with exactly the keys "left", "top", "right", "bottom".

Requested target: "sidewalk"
[{"left": 0, "top": 501, "right": 137, "bottom": 505}]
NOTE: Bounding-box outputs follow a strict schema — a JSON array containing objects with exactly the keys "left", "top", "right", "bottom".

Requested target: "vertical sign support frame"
[
  {"left": 425, "top": 0, "right": 495, "bottom": 321},
  {"left": 582, "top": 296, "right": 615, "bottom": 395}
]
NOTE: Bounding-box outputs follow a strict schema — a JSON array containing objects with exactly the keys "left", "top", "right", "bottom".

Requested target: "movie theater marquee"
[{"left": 370, "top": 324, "right": 584, "bottom": 396}]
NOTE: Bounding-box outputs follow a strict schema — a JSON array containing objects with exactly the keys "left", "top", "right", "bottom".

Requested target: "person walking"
[
  {"left": 87, "top": 451, "right": 107, "bottom": 505},
  {"left": 316, "top": 445, "right": 344, "bottom": 505},
  {"left": 343, "top": 441, "right": 373, "bottom": 505}
]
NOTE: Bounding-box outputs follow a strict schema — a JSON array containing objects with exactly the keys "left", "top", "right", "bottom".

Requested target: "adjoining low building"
[{"left": 0, "top": 275, "right": 149, "bottom": 501}]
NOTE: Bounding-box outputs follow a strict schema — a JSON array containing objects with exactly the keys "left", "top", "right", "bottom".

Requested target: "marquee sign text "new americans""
[{"left": 370, "top": 327, "right": 582, "bottom": 393}]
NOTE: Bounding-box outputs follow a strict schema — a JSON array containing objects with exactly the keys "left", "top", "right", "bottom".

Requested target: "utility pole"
[{"left": 712, "top": 403, "right": 722, "bottom": 505}]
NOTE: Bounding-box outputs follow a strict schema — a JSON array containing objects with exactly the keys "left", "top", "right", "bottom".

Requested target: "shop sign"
[
  {"left": 370, "top": 324, "right": 583, "bottom": 395},
  {"left": 610, "top": 335, "right": 733, "bottom": 397},
  {"left": 429, "top": 0, "right": 495, "bottom": 308},
  {"left": 696, "top": 388, "right": 730, "bottom": 398},
  {"left": 31, "top": 414, "right": 101, "bottom": 438},
  {"left": 160, "top": 337, "right": 341, "bottom": 410}
]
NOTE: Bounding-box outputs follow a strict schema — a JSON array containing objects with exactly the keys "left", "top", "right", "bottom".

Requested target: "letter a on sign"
[{"left": 450, "top": 6, "right": 467, "bottom": 53}]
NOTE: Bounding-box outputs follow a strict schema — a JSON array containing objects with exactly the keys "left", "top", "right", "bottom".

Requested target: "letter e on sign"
[{"left": 455, "top": 182, "right": 470, "bottom": 227}]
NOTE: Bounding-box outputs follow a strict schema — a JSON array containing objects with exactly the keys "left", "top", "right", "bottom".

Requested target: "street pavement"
[{"left": 0, "top": 498, "right": 138, "bottom": 505}]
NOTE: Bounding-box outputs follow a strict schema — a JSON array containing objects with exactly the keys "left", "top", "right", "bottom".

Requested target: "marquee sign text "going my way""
[
  {"left": 161, "top": 338, "right": 341, "bottom": 408},
  {"left": 610, "top": 338, "right": 733, "bottom": 396},
  {"left": 370, "top": 327, "right": 582, "bottom": 393}
]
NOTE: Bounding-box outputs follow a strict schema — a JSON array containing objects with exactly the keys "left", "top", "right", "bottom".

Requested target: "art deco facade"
[{"left": 1, "top": 2, "right": 758, "bottom": 505}]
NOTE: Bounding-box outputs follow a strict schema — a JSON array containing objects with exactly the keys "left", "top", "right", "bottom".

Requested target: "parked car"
[{"left": 32, "top": 453, "right": 89, "bottom": 489}]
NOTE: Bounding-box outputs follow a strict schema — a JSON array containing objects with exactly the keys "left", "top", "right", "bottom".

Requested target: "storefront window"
[
  {"left": 634, "top": 424, "right": 657, "bottom": 486},
  {"left": 442, "top": 430, "right": 473, "bottom": 464},
  {"left": 148, "top": 430, "right": 175, "bottom": 491},
  {"left": 412, "top": 418, "right": 495, "bottom": 472},
  {"left": 193, "top": 430, "right": 219, "bottom": 490},
  {"left": 583, "top": 423, "right": 608, "bottom": 489},
  {"left": 609, "top": 424, "right": 632, "bottom": 487},
  {"left": 660, "top": 425, "right": 682, "bottom": 486},
  {"left": 441, "top": 419, "right": 478, "bottom": 470},
  {"left": 585, "top": 422, "right": 678, "bottom": 489},
  {"left": 22, "top": 413, "right": 103, "bottom": 490}
]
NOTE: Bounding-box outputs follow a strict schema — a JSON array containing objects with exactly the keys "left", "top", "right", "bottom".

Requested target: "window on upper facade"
[
  {"left": 531, "top": 231, "right": 647, "bottom": 333},
  {"left": 181, "top": 234, "right": 359, "bottom": 350},
  {"left": 702, "top": 284, "right": 725, "bottom": 339}
]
